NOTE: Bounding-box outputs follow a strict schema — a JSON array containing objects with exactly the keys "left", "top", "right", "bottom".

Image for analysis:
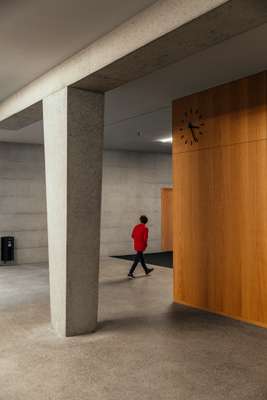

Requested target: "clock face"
[{"left": 178, "top": 108, "right": 206, "bottom": 145}]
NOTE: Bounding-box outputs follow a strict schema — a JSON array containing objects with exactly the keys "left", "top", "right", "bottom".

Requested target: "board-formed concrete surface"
[
  {"left": 101, "top": 151, "right": 172, "bottom": 256},
  {"left": 0, "top": 142, "right": 47, "bottom": 265},
  {"left": 1, "top": 258, "right": 267, "bottom": 399}
]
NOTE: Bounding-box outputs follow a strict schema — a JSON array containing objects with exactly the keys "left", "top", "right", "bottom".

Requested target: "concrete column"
[{"left": 43, "top": 87, "right": 104, "bottom": 337}]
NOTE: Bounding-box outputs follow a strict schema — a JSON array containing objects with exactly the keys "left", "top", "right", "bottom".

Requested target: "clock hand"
[
  {"left": 191, "top": 124, "right": 200, "bottom": 129},
  {"left": 189, "top": 126, "right": 198, "bottom": 143}
]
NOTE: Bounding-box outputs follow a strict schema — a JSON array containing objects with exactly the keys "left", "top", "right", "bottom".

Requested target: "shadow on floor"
[
  {"left": 100, "top": 274, "right": 150, "bottom": 286},
  {"left": 98, "top": 303, "right": 267, "bottom": 337}
]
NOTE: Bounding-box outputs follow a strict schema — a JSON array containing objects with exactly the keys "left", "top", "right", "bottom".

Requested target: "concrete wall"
[
  {"left": 101, "top": 150, "right": 172, "bottom": 256},
  {"left": 0, "top": 144, "right": 171, "bottom": 264},
  {"left": 0, "top": 142, "right": 47, "bottom": 265}
]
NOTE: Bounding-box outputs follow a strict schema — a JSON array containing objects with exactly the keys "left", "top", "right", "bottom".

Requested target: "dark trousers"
[{"left": 129, "top": 251, "right": 149, "bottom": 275}]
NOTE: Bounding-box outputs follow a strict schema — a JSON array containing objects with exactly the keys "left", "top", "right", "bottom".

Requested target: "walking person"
[{"left": 128, "top": 215, "right": 154, "bottom": 279}]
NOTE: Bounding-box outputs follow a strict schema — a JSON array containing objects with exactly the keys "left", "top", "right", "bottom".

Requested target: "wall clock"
[{"left": 178, "top": 108, "right": 205, "bottom": 145}]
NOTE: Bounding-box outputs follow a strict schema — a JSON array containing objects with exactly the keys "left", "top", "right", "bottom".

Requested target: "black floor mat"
[{"left": 112, "top": 251, "right": 173, "bottom": 268}]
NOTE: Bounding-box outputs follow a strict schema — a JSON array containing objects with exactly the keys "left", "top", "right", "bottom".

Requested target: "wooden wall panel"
[
  {"left": 172, "top": 71, "right": 267, "bottom": 327},
  {"left": 161, "top": 188, "right": 173, "bottom": 251},
  {"left": 173, "top": 72, "right": 267, "bottom": 153}
]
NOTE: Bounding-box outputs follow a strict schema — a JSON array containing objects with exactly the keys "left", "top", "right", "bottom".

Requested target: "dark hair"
[{"left": 140, "top": 215, "right": 148, "bottom": 224}]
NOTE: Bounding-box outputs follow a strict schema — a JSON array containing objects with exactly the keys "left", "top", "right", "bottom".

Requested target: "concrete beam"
[
  {"left": 1, "top": 0, "right": 267, "bottom": 129},
  {"left": 0, "top": 102, "right": 42, "bottom": 130},
  {"left": 0, "top": 0, "right": 231, "bottom": 127},
  {"left": 74, "top": 0, "right": 267, "bottom": 92}
]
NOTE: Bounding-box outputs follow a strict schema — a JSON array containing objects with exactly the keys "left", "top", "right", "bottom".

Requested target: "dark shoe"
[
  {"left": 128, "top": 273, "right": 135, "bottom": 279},
  {"left": 146, "top": 268, "right": 154, "bottom": 275}
]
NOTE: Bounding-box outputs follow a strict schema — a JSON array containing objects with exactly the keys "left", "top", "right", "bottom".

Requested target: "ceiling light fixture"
[{"left": 157, "top": 137, "right": 173, "bottom": 143}]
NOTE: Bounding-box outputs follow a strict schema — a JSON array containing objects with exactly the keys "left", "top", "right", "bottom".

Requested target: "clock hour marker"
[
  {"left": 179, "top": 127, "right": 183, "bottom": 131},
  {"left": 181, "top": 135, "right": 184, "bottom": 139}
]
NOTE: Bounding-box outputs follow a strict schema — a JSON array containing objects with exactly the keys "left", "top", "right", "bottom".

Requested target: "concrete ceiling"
[
  {"left": 0, "top": 0, "right": 157, "bottom": 102},
  {"left": 1, "top": 22, "right": 267, "bottom": 153}
]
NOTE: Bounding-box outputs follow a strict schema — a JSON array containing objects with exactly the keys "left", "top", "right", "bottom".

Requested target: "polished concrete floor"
[{"left": 1, "top": 258, "right": 267, "bottom": 399}]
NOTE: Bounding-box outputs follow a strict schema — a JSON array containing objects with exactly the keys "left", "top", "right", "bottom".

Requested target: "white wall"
[
  {"left": 0, "top": 142, "right": 47, "bottom": 264},
  {"left": 101, "top": 150, "right": 172, "bottom": 256}
]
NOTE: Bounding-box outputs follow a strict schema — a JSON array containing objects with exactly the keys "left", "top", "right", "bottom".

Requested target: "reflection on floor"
[
  {"left": 113, "top": 251, "right": 173, "bottom": 268},
  {"left": 1, "top": 257, "right": 267, "bottom": 399}
]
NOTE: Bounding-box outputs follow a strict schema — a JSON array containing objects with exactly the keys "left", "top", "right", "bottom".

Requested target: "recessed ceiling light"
[{"left": 157, "top": 137, "right": 173, "bottom": 143}]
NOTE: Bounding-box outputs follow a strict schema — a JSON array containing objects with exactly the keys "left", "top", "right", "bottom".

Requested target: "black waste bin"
[{"left": 1, "top": 236, "right": 15, "bottom": 263}]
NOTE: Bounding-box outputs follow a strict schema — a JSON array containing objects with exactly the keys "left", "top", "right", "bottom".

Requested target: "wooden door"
[{"left": 161, "top": 188, "right": 173, "bottom": 251}]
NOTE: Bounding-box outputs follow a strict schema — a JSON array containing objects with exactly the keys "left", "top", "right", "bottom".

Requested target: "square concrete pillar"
[{"left": 43, "top": 87, "right": 104, "bottom": 337}]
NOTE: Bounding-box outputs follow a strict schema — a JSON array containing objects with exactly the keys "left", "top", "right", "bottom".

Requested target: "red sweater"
[{"left": 132, "top": 223, "right": 148, "bottom": 252}]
